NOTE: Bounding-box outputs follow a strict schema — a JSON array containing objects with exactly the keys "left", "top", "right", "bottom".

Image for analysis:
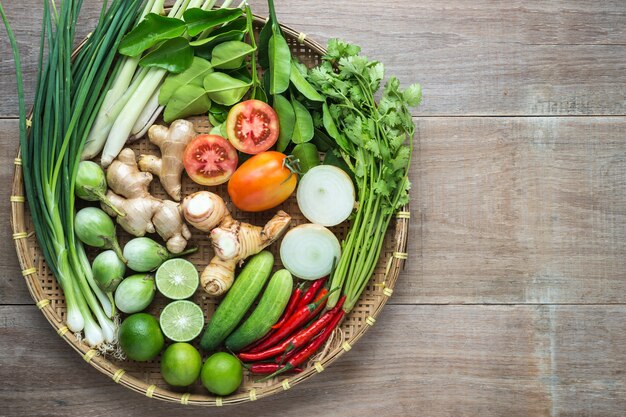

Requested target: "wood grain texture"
[
  {"left": 396, "top": 116, "right": 626, "bottom": 304},
  {"left": 1, "top": 0, "right": 625, "bottom": 117},
  {"left": 2, "top": 305, "right": 625, "bottom": 416}
]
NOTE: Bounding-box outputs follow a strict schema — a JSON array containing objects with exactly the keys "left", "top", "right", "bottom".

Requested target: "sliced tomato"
[
  {"left": 228, "top": 151, "right": 297, "bottom": 212},
  {"left": 183, "top": 134, "right": 238, "bottom": 186},
  {"left": 226, "top": 99, "right": 279, "bottom": 154}
]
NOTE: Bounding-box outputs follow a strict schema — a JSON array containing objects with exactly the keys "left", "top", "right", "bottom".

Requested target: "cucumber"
[
  {"left": 200, "top": 251, "right": 274, "bottom": 351},
  {"left": 225, "top": 269, "right": 293, "bottom": 352}
]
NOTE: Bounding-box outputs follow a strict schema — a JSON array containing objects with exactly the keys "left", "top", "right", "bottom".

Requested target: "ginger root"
[
  {"left": 138, "top": 120, "right": 197, "bottom": 201},
  {"left": 103, "top": 148, "right": 192, "bottom": 254},
  {"left": 182, "top": 191, "right": 291, "bottom": 296}
]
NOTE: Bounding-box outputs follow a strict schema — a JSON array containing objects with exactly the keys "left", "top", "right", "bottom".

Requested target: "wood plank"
[
  {"left": 2, "top": 304, "right": 625, "bottom": 416},
  {"left": 1, "top": 0, "right": 625, "bottom": 117},
  {"left": 4, "top": 116, "right": 626, "bottom": 305},
  {"left": 396, "top": 116, "right": 626, "bottom": 304}
]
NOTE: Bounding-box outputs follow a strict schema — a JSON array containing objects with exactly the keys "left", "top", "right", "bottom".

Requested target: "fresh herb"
[
  {"left": 290, "top": 98, "right": 314, "bottom": 144},
  {"left": 119, "top": 13, "right": 187, "bottom": 57},
  {"left": 273, "top": 94, "right": 296, "bottom": 152},
  {"left": 308, "top": 39, "right": 422, "bottom": 312},
  {"left": 139, "top": 36, "right": 194, "bottom": 73}
]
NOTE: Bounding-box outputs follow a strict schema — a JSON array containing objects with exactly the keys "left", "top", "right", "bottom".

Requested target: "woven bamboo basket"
[{"left": 10, "top": 15, "right": 410, "bottom": 406}]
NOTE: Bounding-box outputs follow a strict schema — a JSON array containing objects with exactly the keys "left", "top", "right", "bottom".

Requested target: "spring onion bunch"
[{"left": 1, "top": 0, "right": 144, "bottom": 347}]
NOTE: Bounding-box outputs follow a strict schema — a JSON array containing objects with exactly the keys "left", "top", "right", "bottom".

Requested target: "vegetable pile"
[{"left": 2, "top": 0, "right": 420, "bottom": 397}]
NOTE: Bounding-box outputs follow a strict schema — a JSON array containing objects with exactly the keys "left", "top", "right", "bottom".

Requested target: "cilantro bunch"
[{"left": 306, "top": 39, "right": 422, "bottom": 311}]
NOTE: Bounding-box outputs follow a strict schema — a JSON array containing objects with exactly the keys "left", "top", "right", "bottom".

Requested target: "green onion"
[{"left": 1, "top": 0, "right": 145, "bottom": 346}]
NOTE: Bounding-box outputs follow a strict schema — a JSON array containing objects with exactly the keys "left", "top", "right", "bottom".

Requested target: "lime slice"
[
  {"left": 155, "top": 259, "right": 199, "bottom": 300},
  {"left": 159, "top": 300, "right": 205, "bottom": 342}
]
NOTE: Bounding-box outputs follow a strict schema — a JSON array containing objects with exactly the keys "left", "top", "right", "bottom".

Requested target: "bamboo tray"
[{"left": 10, "top": 16, "right": 410, "bottom": 406}]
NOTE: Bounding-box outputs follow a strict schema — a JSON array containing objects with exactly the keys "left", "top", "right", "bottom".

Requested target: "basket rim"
[{"left": 9, "top": 14, "right": 410, "bottom": 406}]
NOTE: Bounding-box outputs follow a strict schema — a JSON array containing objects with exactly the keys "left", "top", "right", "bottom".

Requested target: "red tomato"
[
  {"left": 183, "top": 135, "right": 238, "bottom": 186},
  {"left": 226, "top": 100, "right": 279, "bottom": 154},
  {"left": 228, "top": 151, "right": 297, "bottom": 212}
]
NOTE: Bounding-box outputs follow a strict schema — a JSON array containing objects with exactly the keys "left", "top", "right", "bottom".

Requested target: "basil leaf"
[
  {"left": 184, "top": 8, "right": 243, "bottom": 37},
  {"left": 268, "top": 26, "right": 291, "bottom": 95},
  {"left": 163, "top": 84, "right": 212, "bottom": 123},
  {"left": 159, "top": 57, "right": 213, "bottom": 105},
  {"left": 139, "top": 37, "right": 194, "bottom": 73},
  {"left": 119, "top": 14, "right": 187, "bottom": 57},
  {"left": 290, "top": 61, "right": 324, "bottom": 102},
  {"left": 257, "top": 19, "right": 273, "bottom": 69},
  {"left": 211, "top": 41, "right": 255, "bottom": 70},
  {"left": 291, "top": 98, "right": 314, "bottom": 144},
  {"left": 204, "top": 71, "right": 252, "bottom": 106},
  {"left": 273, "top": 94, "right": 295, "bottom": 152}
]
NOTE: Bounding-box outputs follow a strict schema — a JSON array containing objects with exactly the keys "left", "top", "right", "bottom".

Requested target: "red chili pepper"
[
  {"left": 296, "top": 277, "right": 326, "bottom": 310},
  {"left": 238, "top": 297, "right": 345, "bottom": 362},
  {"left": 271, "top": 282, "right": 305, "bottom": 330},
  {"left": 248, "top": 363, "right": 303, "bottom": 375},
  {"left": 260, "top": 296, "right": 347, "bottom": 381},
  {"left": 246, "top": 287, "right": 333, "bottom": 354}
]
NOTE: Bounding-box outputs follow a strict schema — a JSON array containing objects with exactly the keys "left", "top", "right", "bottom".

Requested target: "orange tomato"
[{"left": 227, "top": 151, "right": 297, "bottom": 212}]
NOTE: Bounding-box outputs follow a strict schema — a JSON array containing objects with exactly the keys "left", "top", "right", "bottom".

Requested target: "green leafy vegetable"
[
  {"left": 119, "top": 13, "right": 186, "bottom": 57},
  {"left": 273, "top": 94, "right": 296, "bottom": 152},
  {"left": 139, "top": 37, "right": 194, "bottom": 73},
  {"left": 268, "top": 27, "right": 291, "bottom": 94},
  {"left": 211, "top": 41, "right": 255, "bottom": 70},
  {"left": 159, "top": 57, "right": 213, "bottom": 105},
  {"left": 163, "top": 84, "right": 211, "bottom": 123},
  {"left": 290, "top": 61, "right": 324, "bottom": 102},
  {"left": 306, "top": 39, "right": 421, "bottom": 312},
  {"left": 292, "top": 143, "right": 320, "bottom": 173},
  {"left": 190, "top": 17, "right": 247, "bottom": 46},
  {"left": 257, "top": 20, "right": 273, "bottom": 69},
  {"left": 184, "top": 7, "right": 243, "bottom": 37},
  {"left": 204, "top": 71, "right": 252, "bottom": 106},
  {"left": 291, "top": 98, "right": 314, "bottom": 144}
]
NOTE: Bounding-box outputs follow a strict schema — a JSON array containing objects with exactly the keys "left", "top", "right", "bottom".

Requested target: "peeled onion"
[
  {"left": 296, "top": 165, "right": 355, "bottom": 227},
  {"left": 279, "top": 224, "right": 341, "bottom": 280}
]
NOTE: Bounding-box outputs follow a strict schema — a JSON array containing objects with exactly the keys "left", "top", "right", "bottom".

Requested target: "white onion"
[
  {"left": 296, "top": 165, "right": 355, "bottom": 227},
  {"left": 280, "top": 224, "right": 341, "bottom": 280}
]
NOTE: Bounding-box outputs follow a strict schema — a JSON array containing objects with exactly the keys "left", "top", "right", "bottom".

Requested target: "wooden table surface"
[{"left": 2, "top": 1, "right": 625, "bottom": 416}]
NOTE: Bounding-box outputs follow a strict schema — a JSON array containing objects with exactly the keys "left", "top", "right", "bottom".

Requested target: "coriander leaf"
[{"left": 403, "top": 83, "right": 423, "bottom": 106}]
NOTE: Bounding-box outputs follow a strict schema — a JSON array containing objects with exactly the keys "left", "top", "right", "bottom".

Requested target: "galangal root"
[
  {"left": 103, "top": 148, "right": 191, "bottom": 254},
  {"left": 182, "top": 191, "right": 291, "bottom": 296},
  {"left": 138, "top": 119, "right": 197, "bottom": 201}
]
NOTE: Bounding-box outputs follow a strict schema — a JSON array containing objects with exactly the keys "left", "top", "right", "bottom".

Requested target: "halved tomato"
[
  {"left": 226, "top": 99, "right": 279, "bottom": 154},
  {"left": 183, "top": 134, "right": 238, "bottom": 186},
  {"left": 228, "top": 151, "right": 297, "bottom": 212}
]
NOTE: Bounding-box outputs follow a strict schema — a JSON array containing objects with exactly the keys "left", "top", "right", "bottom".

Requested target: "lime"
[
  {"left": 160, "top": 342, "right": 202, "bottom": 386},
  {"left": 159, "top": 300, "right": 205, "bottom": 342},
  {"left": 201, "top": 352, "right": 243, "bottom": 396},
  {"left": 155, "top": 259, "right": 199, "bottom": 300},
  {"left": 118, "top": 313, "right": 164, "bottom": 361}
]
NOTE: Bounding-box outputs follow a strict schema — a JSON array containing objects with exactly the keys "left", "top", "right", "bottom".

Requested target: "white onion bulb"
[
  {"left": 296, "top": 165, "right": 355, "bottom": 227},
  {"left": 280, "top": 224, "right": 341, "bottom": 280}
]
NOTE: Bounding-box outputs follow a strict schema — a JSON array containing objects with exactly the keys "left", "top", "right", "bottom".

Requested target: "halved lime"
[
  {"left": 155, "top": 259, "right": 199, "bottom": 300},
  {"left": 159, "top": 300, "right": 205, "bottom": 342}
]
